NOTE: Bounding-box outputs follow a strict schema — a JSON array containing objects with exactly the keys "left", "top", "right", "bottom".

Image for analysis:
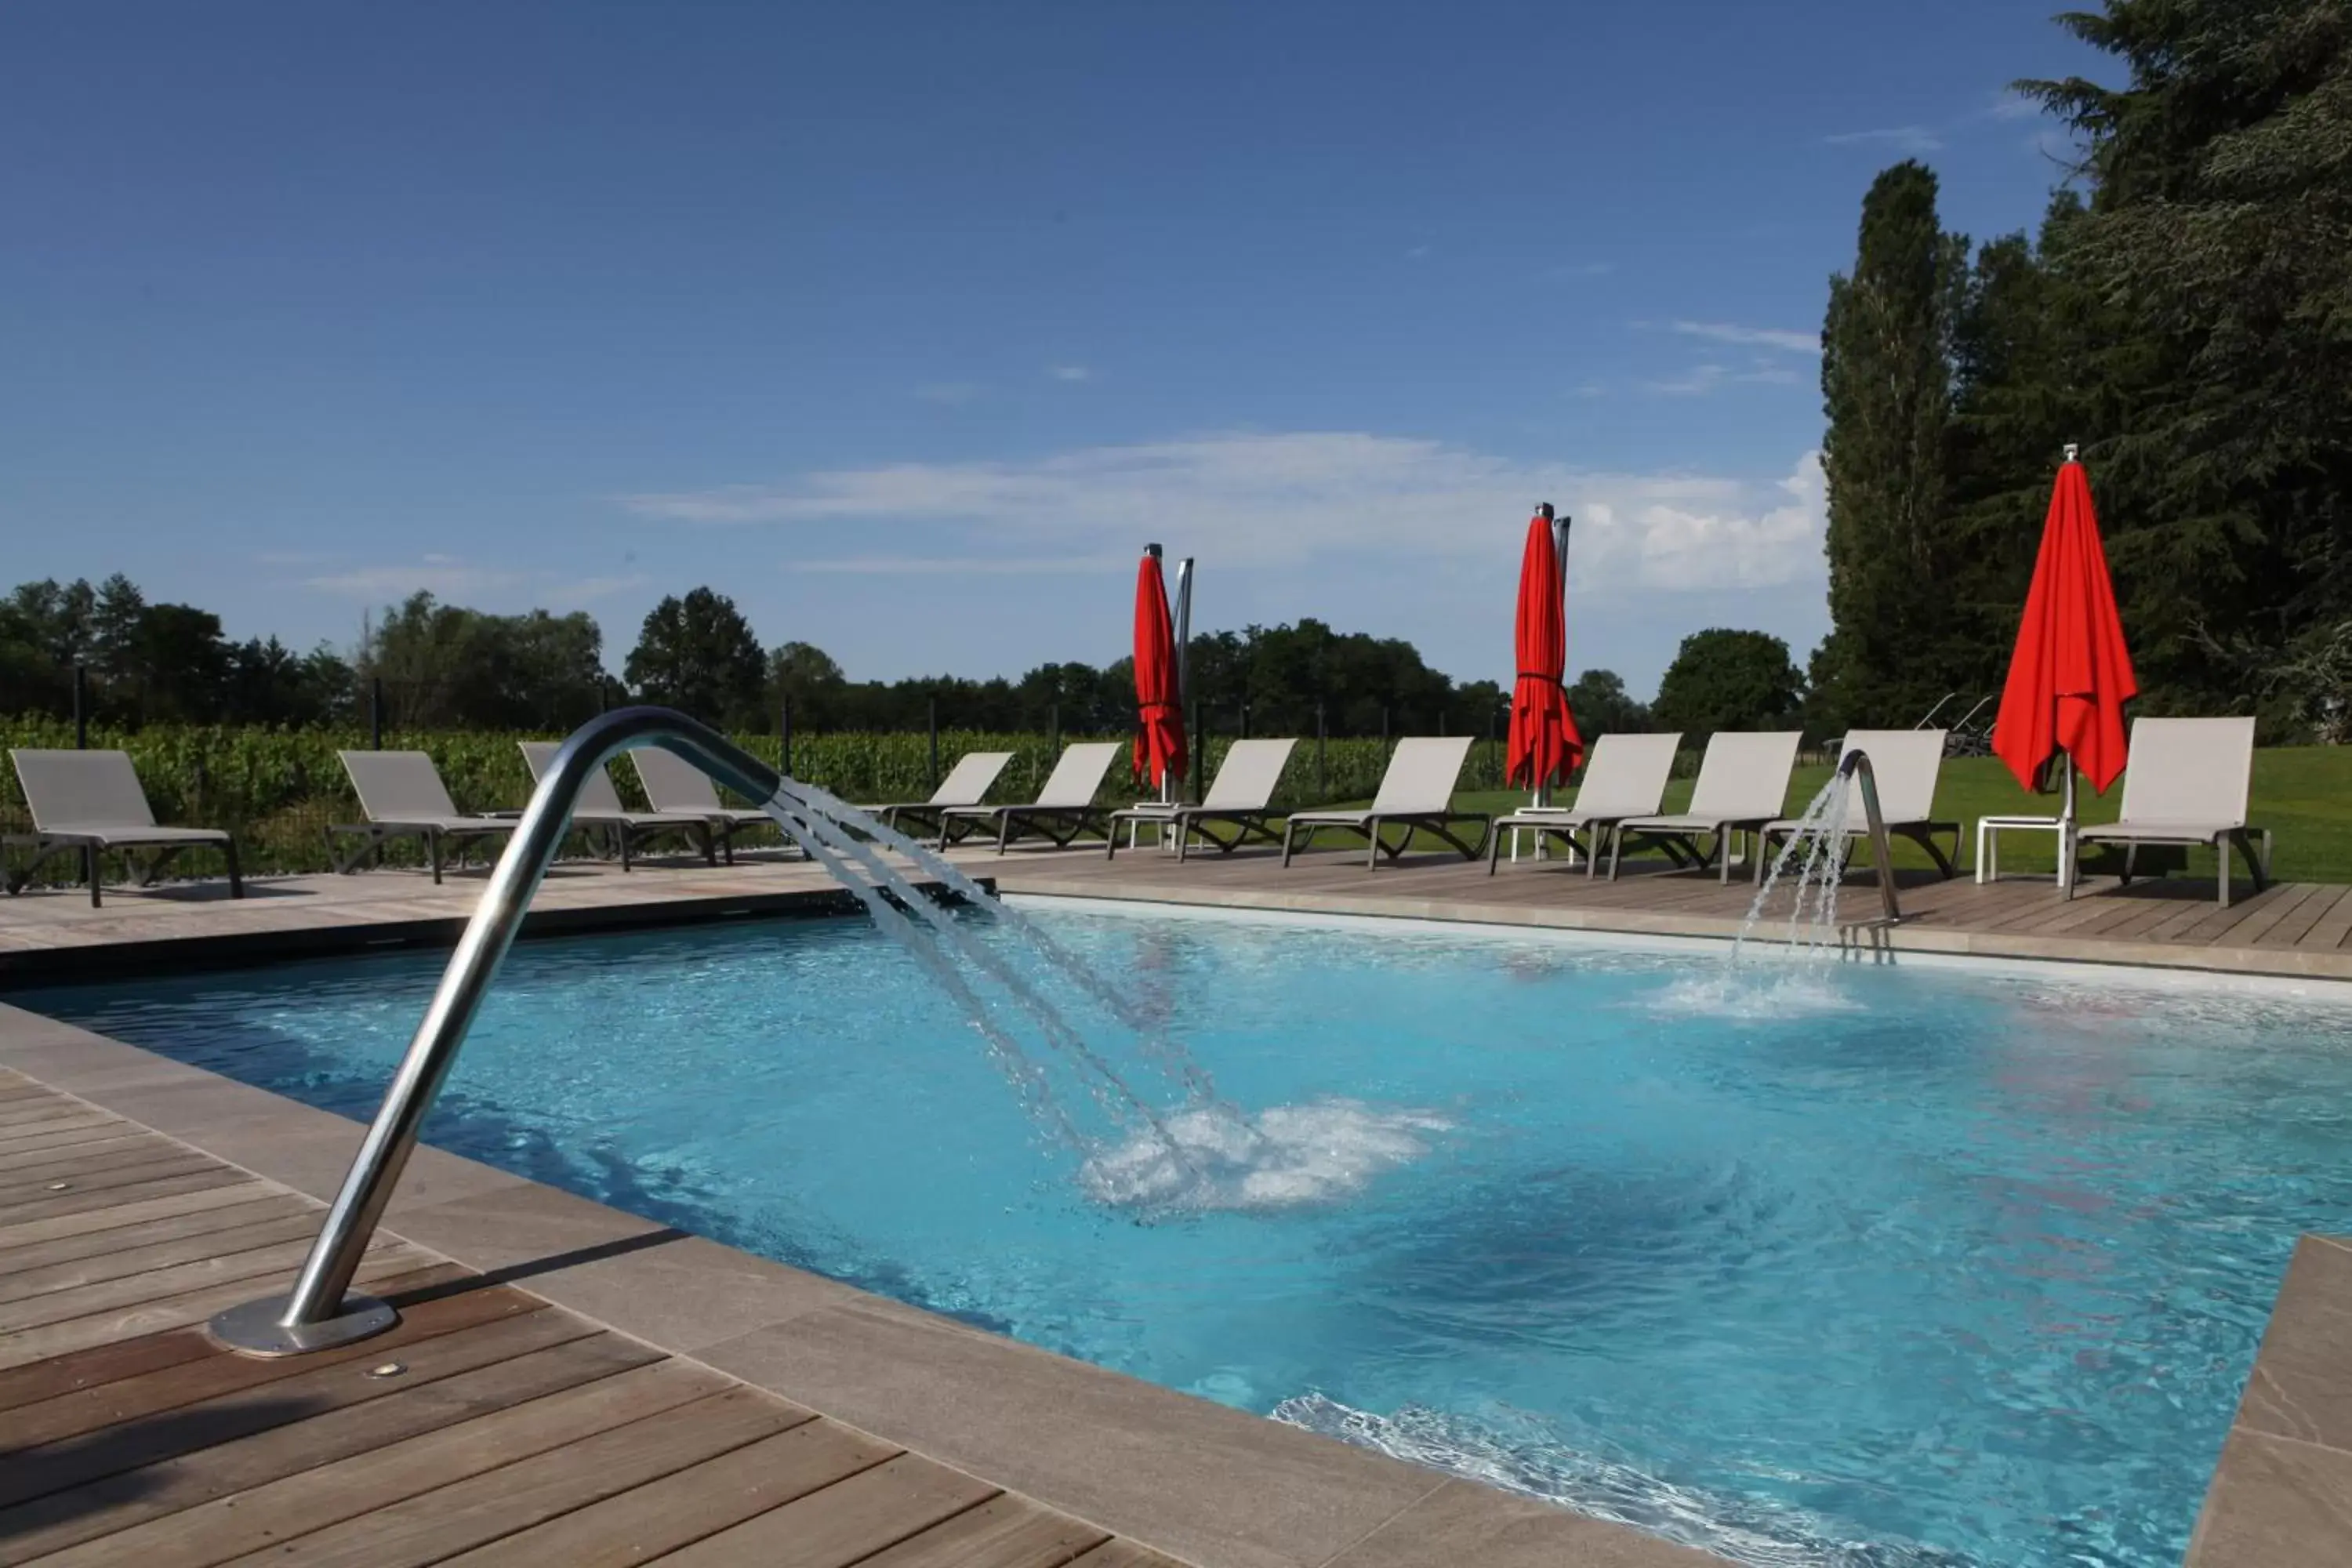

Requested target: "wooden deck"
[
  {"left": 988, "top": 844, "right": 2352, "bottom": 981},
  {"left": 5, "top": 843, "right": 2351, "bottom": 985},
  {"left": 0, "top": 1069, "right": 1176, "bottom": 1568}
]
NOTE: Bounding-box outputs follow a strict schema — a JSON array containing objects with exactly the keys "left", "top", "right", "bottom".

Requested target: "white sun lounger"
[
  {"left": 938, "top": 742, "right": 1121, "bottom": 851},
  {"left": 1282, "top": 735, "right": 1489, "bottom": 869},
  {"left": 1487, "top": 731, "right": 1683, "bottom": 877},
  {"left": 1106, "top": 738, "right": 1298, "bottom": 860},
  {"left": 1610, "top": 731, "right": 1802, "bottom": 883},
  {"left": 519, "top": 742, "right": 718, "bottom": 870},
  {"left": 4, "top": 749, "right": 242, "bottom": 908},
  {"left": 330, "top": 750, "right": 517, "bottom": 884},
  {"left": 630, "top": 746, "right": 787, "bottom": 863},
  {"left": 2072, "top": 716, "right": 2270, "bottom": 908},
  {"left": 1756, "top": 729, "right": 1961, "bottom": 881},
  {"left": 863, "top": 751, "right": 1015, "bottom": 838}
]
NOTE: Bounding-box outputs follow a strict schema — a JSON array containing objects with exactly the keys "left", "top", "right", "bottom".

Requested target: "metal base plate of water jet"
[{"left": 206, "top": 1294, "right": 398, "bottom": 1358}]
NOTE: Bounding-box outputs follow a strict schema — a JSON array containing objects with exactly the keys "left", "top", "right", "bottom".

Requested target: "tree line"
[
  {"left": 0, "top": 575, "right": 1635, "bottom": 740},
  {"left": 1813, "top": 0, "right": 2351, "bottom": 742}
]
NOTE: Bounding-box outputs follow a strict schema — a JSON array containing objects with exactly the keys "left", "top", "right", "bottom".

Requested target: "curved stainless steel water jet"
[
  {"left": 209, "top": 709, "right": 788, "bottom": 1356},
  {"left": 1838, "top": 748, "right": 1904, "bottom": 930}
]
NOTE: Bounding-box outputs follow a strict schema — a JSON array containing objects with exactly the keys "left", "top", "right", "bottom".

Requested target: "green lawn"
[{"left": 1427, "top": 746, "right": 2350, "bottom": 884}]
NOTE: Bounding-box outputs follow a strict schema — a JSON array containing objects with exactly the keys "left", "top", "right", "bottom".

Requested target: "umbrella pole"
[
  {"left": 2060, "top": 750, "right": 2077, "bottom": 895},
  {"left": 1168, "top": 555, "right": 1194, "bottom": 808}
]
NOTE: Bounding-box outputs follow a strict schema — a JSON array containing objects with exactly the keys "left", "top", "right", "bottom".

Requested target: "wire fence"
[
  {"left": 1, "top": 701, "right": 1850, "bottom": 887},
  {"left": 0, "top": 716, "right": 1534, "bottom": 883}
]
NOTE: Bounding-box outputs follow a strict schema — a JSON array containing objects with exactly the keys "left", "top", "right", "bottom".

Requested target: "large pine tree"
[
  {"left": 2026, "top": 0, "right": 2352, "bottom": 730},
  {"left": 1815, "top": 162, "right": 1970, "bottom": 729}
]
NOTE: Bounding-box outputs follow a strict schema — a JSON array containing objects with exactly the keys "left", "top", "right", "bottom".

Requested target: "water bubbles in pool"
[
  {"left": 1644, "top": 971, "right": 1864, "bottom": 1021},
  {"left": 1080, "top": 1098, "right": 1452, "bottom": 1212}
]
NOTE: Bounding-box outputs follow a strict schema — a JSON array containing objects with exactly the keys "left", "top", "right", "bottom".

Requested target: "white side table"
[{"left": 1976, "top": 815, "right": 2073, "bottom": 887}]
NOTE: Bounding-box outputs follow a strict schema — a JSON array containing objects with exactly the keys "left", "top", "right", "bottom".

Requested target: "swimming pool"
[{"left": 24, "top": 900, "right": 2352, "bottom": 1567}]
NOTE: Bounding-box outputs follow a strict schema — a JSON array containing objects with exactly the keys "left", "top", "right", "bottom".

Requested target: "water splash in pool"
[
  {"left": 1646, "top": 972, "right": 1863, "bottom": 1020},
  {"left": 1080, "top": 1099, "right": 1454, "bottom": 1211}
]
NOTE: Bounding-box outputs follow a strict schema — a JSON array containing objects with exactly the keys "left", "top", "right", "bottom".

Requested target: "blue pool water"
[{"left": 24, "top": 902, "right": 2352, "bottom": 1567}]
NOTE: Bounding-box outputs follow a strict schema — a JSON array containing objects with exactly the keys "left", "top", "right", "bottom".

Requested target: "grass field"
[{"left": 1438, "top": 746, "right": 2352, "bottom": 886}]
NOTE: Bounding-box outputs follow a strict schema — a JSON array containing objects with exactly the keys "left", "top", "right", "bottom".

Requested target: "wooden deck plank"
[
  {"left": 0, "top": 1333, "right": 663, "bottom": 1564},
  {"left": 0, "top": 1132, "right": 187, "bottom": 1179},
  {"left": 9, "top": 1358, "right": 731, "bottom": 1568},
  {"left": 0, "top": 1118, "right": 134, "bottom": 1156},
  {"left": 0, "top": 1178, "right": 282, "bottom": 1253},
  {"left": 0, "top": 1250, "right": 449, "bottom": 1373},
  {"left": 0, "top": 1211, "right": 328, "bottom": 1305},
  {"left": 2270, "top": 884, "right": 2352, "bottom": 949},
  {"left": 0, "top": 1150, "right": 220, "bottom": 1206},
  {"left": 0, "top": 1167, "right": 253, "bottom": 1229},
  {"left": 212, "top": 1386, "right": 805, "bottom": 1567},
  {"left": 0, "top": 1194, "right": 311, "bottom": 1275},
  {"left": 0, "top": 1101, "right": 108, "bottom": 1131},
  {"left": 436, "top": 1417, "right": 895, "bottom": 1567},
  {"left": 2318, "top": 898, "right": 2352, "bottom": 949},
  {"left": 3, "top": 1272, "right": 539, "bottom": 1455},
  {"left": 848, "top": 1494, "right": 1112, "bottom": 1568},
  {"left": 2176, "top": 889, "right": 2289, "bottom": 946},
  {"left": 0, "top": 1231, "right": 406, "bottom": 1334},
  {"left": 2216, "top": 880, "right": 2336, "bottom": 949},
  {"left": 655, "top": 1452, "right": 1000, "bottom": 1568},
  {"left": 0, "top": 1102, "right": 120, "bottom": 1133}
]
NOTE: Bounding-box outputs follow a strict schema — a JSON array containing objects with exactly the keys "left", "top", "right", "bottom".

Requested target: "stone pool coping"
[
  {"left": 2185, "top": 1234, "right": 2352, "bottom": 1565},
  {"left": 0, "top": 999, "right": 1726, "bottom": 1568}
]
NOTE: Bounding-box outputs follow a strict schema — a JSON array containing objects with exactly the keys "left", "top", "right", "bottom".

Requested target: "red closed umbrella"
[
  {"left": 1132, "top": 550, "right": 1187, "bottom": 792},
  {"left": 1992, "top": 449, "right": 2137, "bottom": 880},
  {"left": 1506, "top": 507, "right": 1583, "bottom": 791}
]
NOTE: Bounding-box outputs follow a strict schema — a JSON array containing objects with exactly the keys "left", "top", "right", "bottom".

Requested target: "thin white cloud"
[
  {"left": 913, "top": 382, "right": 984, "bottom": 405},
  {"left": 1984, "top": 91, "right": 2043, "bottom": 122},
  {"left": 623, "top": 431, "right": 1828, "bottom": 594},
  {"left": 1047, "top": 365, "right": 1091, "bottom": 383},
  {"left": 1405, "top": 244, "right": 1432, "bottom": 260},
  {"left": 303, "top": 562, "right": 528, "bottom": 598},
  {"left": 1646, "top": 365, "right": 1729, "bottom": 397},
  {"left": 797, "top": 554, "right": 1131, "bottom": 577},
  {"left": 543, "top": 572, "right": 652, "bottom": 601},
  {"left": 1671, "top": 321, "right": 1820, "bottom": 355},
  {"left": 1824, "top": 125, "right": 1944, "bottom": 153},
  {"left": 1541, "top": 261, "right": 1616, "bottom": 281},
  {"left": 302, "top": 561, "right": 647, "bottom": 604}
]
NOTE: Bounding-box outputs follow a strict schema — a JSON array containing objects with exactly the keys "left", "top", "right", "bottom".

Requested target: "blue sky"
[{"left": 2, "top": 2, "right": 2105, "bottom": 699}]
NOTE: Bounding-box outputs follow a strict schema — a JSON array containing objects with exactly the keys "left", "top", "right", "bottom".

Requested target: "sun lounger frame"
[
  {"left": 1279, "top": 736, "right": 1490, "bottom": 869},
  {"left": 1107, "top": 738, "right": 1299, "bottom": 861},
  {"left": 4, "top": 750, "right": 243, "bottom": 908},
  {"left": 1487, "top": 732, "right": 1682, "bottom": 877}
]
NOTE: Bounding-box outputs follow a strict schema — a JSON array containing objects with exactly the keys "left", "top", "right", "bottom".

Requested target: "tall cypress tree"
[{"left": 1814, "top": 162, "right": 1970, "bottom": 730}]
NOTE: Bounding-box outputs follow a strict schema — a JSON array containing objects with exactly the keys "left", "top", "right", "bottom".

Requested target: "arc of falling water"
[{"left": 757, "top": 785, "right": 1220, "bottom": 1174}]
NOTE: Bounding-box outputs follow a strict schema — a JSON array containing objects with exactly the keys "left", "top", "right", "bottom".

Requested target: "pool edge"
[
  {"left": 2184, "top": 1234, "right": 2352, "bottom": 1566},
  {"left": 0, "top": 999, "right": 1727, "bottom": 1568}
]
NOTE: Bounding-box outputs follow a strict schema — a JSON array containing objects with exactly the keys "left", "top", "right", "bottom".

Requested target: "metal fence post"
[
  {"left": 1050, "top": 702, "right": 1061, "bottom": 755},
  {"left": 1239, "top": 703, "right": 1249, "bottom": 741},
  {"left": 1381, "top": 706, "right": 1390, "bottom": 753},
  {"left": 927, "top": 698, "right": 939, "bottom": 789},
  {"left": 1191, "top": 702, "right": 1206, "bottom": 800},
  {"left": 1316, "top": 702, "right": 1327, "bottom": 800},
  {"left": 780, "top": 699, "right": 792, "bottom": 778},
  {"left": 72, "top": 664, "right": 87, "bottom": 749},
  {"left": 370, "top": 678, "right": 384, "bottom": 750}
]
